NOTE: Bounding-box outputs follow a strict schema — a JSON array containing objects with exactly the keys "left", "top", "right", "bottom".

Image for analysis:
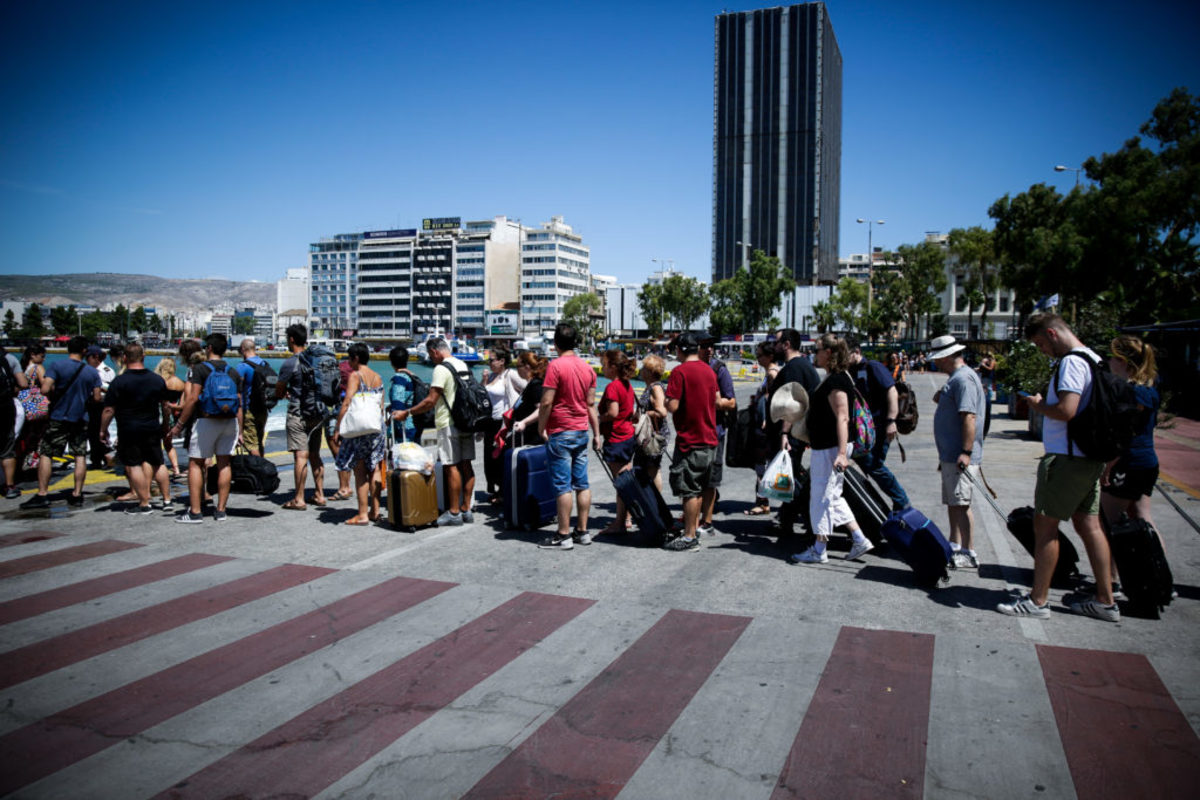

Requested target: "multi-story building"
[
  {"left": 356, "top": 228, "right": 417, "bottom": 339},
  {"left": 308, "top": 233, "right": 361, "bottom": 336},
  {"left": 712, "top": 2, "right": 842, "bottom": 287},
  {"left": 209, "top": 313, "right": 232, "bottom": 336},
  {"left": 519, "top": 216, "right": 591, "bottom": 337},
  {"left": 924, "top": 233, "right": 1018, "bottom": 340},
  {"left": 276, "top": 268, "right": 310, "bottom": 322}
]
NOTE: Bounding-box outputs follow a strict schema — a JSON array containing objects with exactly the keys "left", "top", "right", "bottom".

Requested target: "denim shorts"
[
  {"left": 547, "top": 429, "right": 590, "bottom": 495},
  {"left": 601, "top": 435, "right": 637, "bottom": 467}
]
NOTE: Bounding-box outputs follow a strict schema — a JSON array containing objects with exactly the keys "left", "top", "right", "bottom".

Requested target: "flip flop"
[
  {"left": 312, "top": 497, "right": 328, "bottom": 507},
  {"left": 743, "top": 506, "right": 771, "bottom": 516},
  {"left": 281, "top": 499, "right": 308, "bottom": 511},
  {"left": 331, "top": 490, "right": 354, "bottom": 501},
  {"left": 343, "top": 518, "right": 370, "bottom": 526}
]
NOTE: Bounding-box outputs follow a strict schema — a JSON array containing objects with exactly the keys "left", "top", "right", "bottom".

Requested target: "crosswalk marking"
[
  {"left": 1, "top": 539, "right": 1197, "bottom": 799},
  {"left": 0, "top": 539, "right": 142, "bottom": 579},
  {"left": 0, "top": 530, "right": 63, "bottom": 549}
]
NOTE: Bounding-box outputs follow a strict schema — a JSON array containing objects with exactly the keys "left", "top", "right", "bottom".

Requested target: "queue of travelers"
[{"left": 0, "top": 315, "right": 1168, "bottom": 625}]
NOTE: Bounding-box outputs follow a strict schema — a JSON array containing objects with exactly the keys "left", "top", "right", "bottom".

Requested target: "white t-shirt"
[{"left": 1043, "top": 346, "right": 1099, "bottom": 456}]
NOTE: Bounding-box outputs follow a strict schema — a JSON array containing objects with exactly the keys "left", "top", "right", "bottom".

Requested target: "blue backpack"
[{"left": 199, "top": 362, "right": 240, "bottom": 418}]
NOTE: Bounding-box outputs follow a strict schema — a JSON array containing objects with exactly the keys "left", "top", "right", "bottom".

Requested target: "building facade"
[
  {"left": 519, "top": 216, "right": 591, "bottom": 338},
  {"left": 712, "top": 2, "right": 842, "bottom": 287},
  {"left": 309, "top": 233, "right": 361, "bottom": 336}
]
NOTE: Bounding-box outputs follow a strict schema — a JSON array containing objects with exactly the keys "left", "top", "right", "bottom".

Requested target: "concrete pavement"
[{"left": 0, "top": 369, "right": 1198, "bottom": 799}]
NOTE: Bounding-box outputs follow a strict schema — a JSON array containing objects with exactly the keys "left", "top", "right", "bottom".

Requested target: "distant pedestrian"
[
  {"left": 86, "top": 345, "right": 116, "bottom": 469},
  {"left": 997, "top": 313, "right": 1119, "bottom": 622},
  {"left": 20, "top": 336, "right": 102, "bottom": 509},
  {"left": 597, "top": 349, "right": 638, "bottom": 535},
  {"left": 169, "top": 333, "right": 244, "bottom": 523},
  {"left": 847, "top": 335, "right": 911, "bottom": 512},
  {"left": 888, "top": 351, "right": 906, "bottom": 383},
  {"left": 395, "top": 337, "right": 477, "bottom": 526},
  {"left": 99, "top": 343, "right": 174, "bottom": 515},
  {"left": 697, "top": 333, "right": 738, "bottom": 536},
  {"left": 791, "top": 334, "right": 874, "bottom": 565},
  {"left": 535, "top": 323, "right": 599, "bottom": 549},
  {"left": 233, "top": 338, "right": 272, "bottom": 457},
  {"left": 930, "top": 335, "right": 987, "bottom": 571},
  {"left": 332, "top": 343, "right": 385, "bottom": 526},
  {"left": 663, "top": 331, "right": 719, "bottom": 552},
  {"left": 276, "top": 324, "right": 328, "bottom": 510},
  {"left": 481, "top": 346, "right": 524, "bottom": 504},
  {"left": 745, "top": 341, "right": 778, "bottom": 517},
  {"left": 154, "top": 357, "right": 186, "bottom": 480},
  {"left": 978, "top": 353, "right": 997, "bottom": 402}
]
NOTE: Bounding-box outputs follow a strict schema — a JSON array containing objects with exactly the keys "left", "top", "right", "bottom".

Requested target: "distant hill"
[{"left": 0, "top": 273, "right": 277, "bottom": 312}]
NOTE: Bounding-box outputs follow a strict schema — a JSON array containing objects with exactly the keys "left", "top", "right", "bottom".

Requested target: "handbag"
[
  {"left": 339, "top": 390, "right": 383, "bottom": 439},
  {"left": 759, "top": 449, "right": 796, "bottom": 500},
  {"left": 634, "top": 413, "right": 665, "bottom": 457},
  {"left": 18, "top": 367, "right": 48, "bottom": 422}
]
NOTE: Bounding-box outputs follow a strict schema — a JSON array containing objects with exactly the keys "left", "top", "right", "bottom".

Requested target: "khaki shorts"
[
  {"left": 669, "top": 444, "right": 716, "bottom": 500},
  {"left": 188, "top": 417, "right": 238, "bottom": 460},
  {"left": 436, "top": 426, "right": 476, "bottom": 465},
  {"left": 941, "top": 463, "right": 979, "bottom": 507},
  {"left": 1034, "top": 453, "right": 1104, "bottom": 521},
  {"left": 286, "top": 412, "right": 325, "bottom": 454},
  {"left": 241, "top": 411, "right": 268, "bottom": 453}
]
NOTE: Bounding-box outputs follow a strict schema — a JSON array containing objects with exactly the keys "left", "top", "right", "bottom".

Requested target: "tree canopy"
[
  {"left": 562, "top": 292, "right": 603, "bottom": 346},
  {"left": 706, "top": 250, "right": 795, "bottom": 337}
]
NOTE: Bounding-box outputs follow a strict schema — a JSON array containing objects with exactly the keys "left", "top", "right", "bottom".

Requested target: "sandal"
[
  {"left": 331, "top": 489, "right": 354, "bottom": 502},
  {"left": 744, "top": 505, "right": 771, "bottom": 516},
  {"left": 343, "top": 518, "right": 370, "bottom": 526},
  {"left": 281, "top": 499, "right": 308, "bottom": 511},
  {"left": 312, "top": 496, "right": 328, "bottom": 507}
]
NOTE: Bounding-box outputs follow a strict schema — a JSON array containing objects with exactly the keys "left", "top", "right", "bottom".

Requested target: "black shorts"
[
  {"left": 1102, "top": 460, "right": 1158, "bottom": 500},
  {"left": 602, "top": 436, "right": 637, "bottom": 466},
  {"left": 116, "top": 429, "right": 165, "bottom": 469}
]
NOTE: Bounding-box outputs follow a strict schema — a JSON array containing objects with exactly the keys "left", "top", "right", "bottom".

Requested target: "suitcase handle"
[{"left": 962, "top": 465, "right": 1008, "bottom": 522}]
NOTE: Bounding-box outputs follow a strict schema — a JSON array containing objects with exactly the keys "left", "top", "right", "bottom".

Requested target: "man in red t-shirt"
[
  {"left": 663, "top": 331, "right": 719, "bottom": 551},
  {"left": 536, "top": 323, "right": 600, "bottom": 550}
]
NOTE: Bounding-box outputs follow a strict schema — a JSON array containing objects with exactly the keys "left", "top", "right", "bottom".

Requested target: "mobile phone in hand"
[{"left": 1017, "top": 390, "right": 1032, "bottom": 398}]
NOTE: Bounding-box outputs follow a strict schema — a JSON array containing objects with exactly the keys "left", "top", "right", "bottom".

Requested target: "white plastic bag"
[
  {"left": 759, "top": 449, "right": 795, "bottom": 500},
  {"left": 392, "top": 442, "right": 433, "bottom": 474}
]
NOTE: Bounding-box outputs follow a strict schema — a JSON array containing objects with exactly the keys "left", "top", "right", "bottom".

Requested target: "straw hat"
[
  {"left": 769, "top": 382, "right": 810, "bottom": 441},
  {"left": 928, "top": 334, "right": 966, "bottom": 360}
]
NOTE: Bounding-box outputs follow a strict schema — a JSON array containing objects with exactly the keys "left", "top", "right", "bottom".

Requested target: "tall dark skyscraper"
[{"left": 712, "top": 3, "right": 842, "bottom": 286}]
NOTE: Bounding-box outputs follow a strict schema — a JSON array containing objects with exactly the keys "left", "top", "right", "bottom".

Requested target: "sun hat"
[
  {"left": 928, "top": 335, "right": 966, "bottom": 360},
  {"left": 769, "top": 381, "right": 810, "bottom": 440}
]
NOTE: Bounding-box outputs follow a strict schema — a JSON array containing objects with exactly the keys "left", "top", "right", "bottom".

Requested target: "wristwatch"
[{"left": 961, "top": 448, "right": 973, "bottom": 456}]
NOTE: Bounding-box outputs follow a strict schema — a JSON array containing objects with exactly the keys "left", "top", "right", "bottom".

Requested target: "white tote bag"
[
  {"left": 758, "top": 449, "right": 796, "bottom": 501},
  {"left": 339, "top": 392, "right": 383, "bottom": 439}
]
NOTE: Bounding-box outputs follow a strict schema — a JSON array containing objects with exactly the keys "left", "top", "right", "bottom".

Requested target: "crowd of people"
[{"left": 0, "top": 313, "right": 1166, "bottom": 623}]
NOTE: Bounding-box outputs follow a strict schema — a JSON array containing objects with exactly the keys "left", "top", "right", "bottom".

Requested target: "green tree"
[
  {"left": 233, "top": 315, "right": 257, "bottom": 336},
  {"left": 827, "top": 277, "right": 869, "bottom": 334},
  {"left": 740, "top": 250, "right": 794, "bottom": 332},
  {"left": 893, "top": 240, "right": 949, "bottom": 339},
  {"left": 50, "top": 305, "right": 77, "bottom": 335},
  {"left": 707, "top": 278, "right": 743, "bottom": 337},
  {"left": 637, "top": 282, "right": 665, "bottom": 334},
  {"left": 21, "top": 303, "right": 46, "bottom": 339},
  {"left": 947, "top": 226, "right": 999, "bottom": 336},
  {"left": 810, "top": 300, "right": 836, "bottom": 333},
  {"left": 870, "top": 270, "right": 909, "bottom": 341},
  {"left": 660, "top": 274, "right": 709, "bottom": 332},
  {"left": 110, "top": 304, "right": 128, "bottom": 338},
  {"left": 130, "top": 305, "right": 149, "bottom": 334},
  {"left": 148, "top": 313, "right": 163, "bottom": 334},
  {"left": 2, "top": 310, "right": 15, "bottom": 338},
  {"left": 561, "top": 292, "right": 603, "bottom": 347},
  {"left": 79, "top": 310, "right": 109, "bottom": 340}
]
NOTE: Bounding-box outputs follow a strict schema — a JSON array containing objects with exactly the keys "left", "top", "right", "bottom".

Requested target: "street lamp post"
[
  {"left": 1054, "top": 165, "right": 1082, "bottom": 187},
  {"left": 856, "top": 218, "right": 885, "bottom": 319},
  {"left": 735, "top": 240, "right": 754, "bottom": 271}
]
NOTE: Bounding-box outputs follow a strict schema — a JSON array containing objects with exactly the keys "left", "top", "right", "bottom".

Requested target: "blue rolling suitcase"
[
  {"left": 503, "top": 433, "right": 557, "bottom": 531},
  {"left": 881, "top": 507, "right": 952, "bottom": 586},
  {"left": 602, "top": 460, "right": 677, "bottom": 547}
]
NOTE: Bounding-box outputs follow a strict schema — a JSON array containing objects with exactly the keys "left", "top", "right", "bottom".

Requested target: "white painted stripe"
[{"left": 0, "top": 543, "right": 185, "bottom": 603}]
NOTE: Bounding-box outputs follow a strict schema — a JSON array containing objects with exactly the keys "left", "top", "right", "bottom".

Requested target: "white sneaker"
[
  {"left": 790, "top": 547, "right": 828, "bottom": 564},
  {"left": 845, "top": 540, "right": 874, "bottom": 561},
  {"left": 1068, "top": 596, "right": 1121, "bottom": 623},
  {"left": 997, "top": 593, "right": 1050, "bottom": 619}
]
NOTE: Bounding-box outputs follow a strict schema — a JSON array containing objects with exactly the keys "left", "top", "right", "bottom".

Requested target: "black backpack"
[
  {"left": 1056, "top": 352, "right": 1139, "bottom": 462},
  {"left": 0, "top": 357, "right": 15, "bottom": 400},
  {"left": 395, "top": 372, "right": 435, "bottom": 432},
  {"left": 247, "top": 360, "right": 279, "bottom": 414},
  {"left": 298, "top": 345, "right": 339, "bottom": 420},
  {"left": 894, "top": 380, "right": 919, "bottom": 435},
  {"left": 441, "top": 363, "right": 492, "bottom": 433}
]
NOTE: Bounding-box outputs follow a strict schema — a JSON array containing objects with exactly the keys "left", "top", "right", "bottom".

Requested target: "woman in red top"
[{"left": 597, "top": 349, "right": 638, "bottom": 535}]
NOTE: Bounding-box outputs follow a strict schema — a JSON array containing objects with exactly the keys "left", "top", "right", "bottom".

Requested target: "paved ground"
[{"left": 1, "top": 370, "right": 1198, "bottom": 799}]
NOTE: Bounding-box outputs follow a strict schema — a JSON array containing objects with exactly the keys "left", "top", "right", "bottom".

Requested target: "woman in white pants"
[{"left": 792, "top": 333, "right": 874, "bottom": 564}]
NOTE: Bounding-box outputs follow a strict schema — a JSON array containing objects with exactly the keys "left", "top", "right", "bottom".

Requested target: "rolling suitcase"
[
  {"left": 602, "top": 460, "right": 677, "bottom": 547},
  {"left": 1107, "top": 515, "right": 1174, "bottom": 618},
  {"left": 962, "top": 468, "right": 1082, "bottom": 588},
  {"left": 841, "top": 465, "right": 886, "bottom": 547},
  {"left": 503, "top": 432, "right": 557, "bottom": 530},
  {"left": 881, "top": 507, "right": 952, "bottom": 586},
  {"left": 386, "top": 469, "right": 438, "bottom": 532}
]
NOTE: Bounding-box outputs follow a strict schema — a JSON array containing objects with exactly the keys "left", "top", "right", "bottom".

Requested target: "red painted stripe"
[
  {"left": 0, "top": 540, "right": 143, "bottom": 579},
  {"left": 772, "top": 627, "right": 935, "bottom": 800},
  {"left": 0, "top": 563, "right": 331, "bottom": 689},
  {"left": 0, "top": 553, "right": 234, "bottom": 625},
  {"left": 156, "top": 592, "right": 594, "bottom": 800},
  {"left": 0, "top": 530, "right": 63, "bottom": 549},
  {"left": 0, "top": 574, "right": 455, "bottom": 795},
  {"left": 464, "top": 608, "right": 750, "bottom": 800},
  {"left": 1038, "top": 644, "right": 1200, "bottom": 799}
]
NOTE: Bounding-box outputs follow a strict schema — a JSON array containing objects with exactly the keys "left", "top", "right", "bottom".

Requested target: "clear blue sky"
[{"left": 2, "top": 0, "right": 1196, "bottom": 286}]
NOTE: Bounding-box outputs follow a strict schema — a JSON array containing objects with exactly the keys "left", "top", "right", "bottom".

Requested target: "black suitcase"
[
  {"left": 602, "top": 461, "right": 676, "bottom": 547},
  {"left": 1006, "top": 506, "right": 1081, "bottom": 588},
  {"left": 725, "top": 405, "right": 765, "bottom": 469},
  {"left": 841, "top": 465, "right": 886, "bottom": 547},
  {"left": 207, "top": 454, "right": 280, "bottom": 496},
  {"left": 1107, "top": 515, "right": 1174, "bottom": 618}
]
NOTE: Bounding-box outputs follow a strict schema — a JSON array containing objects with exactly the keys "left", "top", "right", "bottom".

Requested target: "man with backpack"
[
  {"left": 21, "top": 336, "right": 101, "bottom": 510},
  {"left": 234, "top": 337, "right": 275, "bottom": 457},
  {"left": 395, "top": 336, "right": 482, "bottom": 527},
  {"left": 275, "top": 323, "right": 335, "bottom": 511},
  {"left": 169, "top": 333, "right": 244, "bottom": 523},
  {"left": 997, "top": 312, "right": 1119, "bottom": 623},
  {"left": 846, "top": 335, "right": 911, "bottom": 513}
]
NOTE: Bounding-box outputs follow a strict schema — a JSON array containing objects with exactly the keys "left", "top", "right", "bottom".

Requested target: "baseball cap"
[{"left": 85, "top": 345, "right": 105, "bottom": 358}]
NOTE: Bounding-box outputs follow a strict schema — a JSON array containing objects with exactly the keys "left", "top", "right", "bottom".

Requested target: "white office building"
[
  {"left": 519, "top": 215, "right": 591, "bottom": 337},
  {"left": 276, "top": 268, "right": 310, "bottom": 320}
]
